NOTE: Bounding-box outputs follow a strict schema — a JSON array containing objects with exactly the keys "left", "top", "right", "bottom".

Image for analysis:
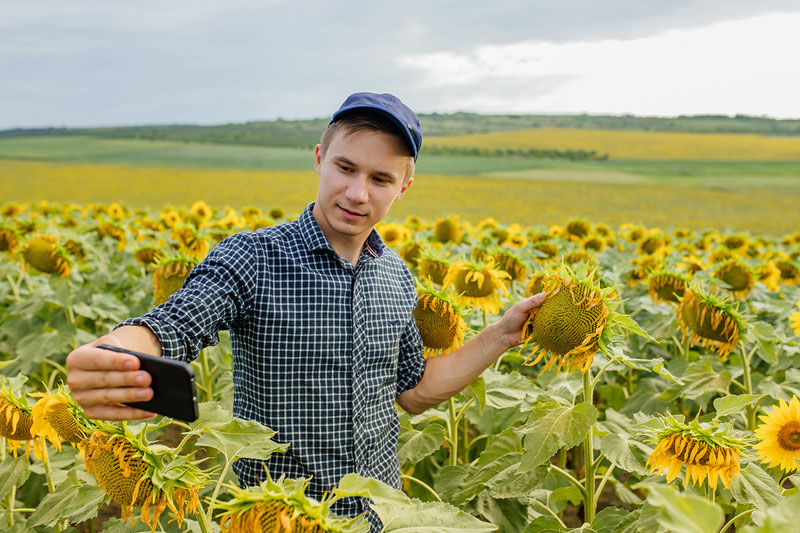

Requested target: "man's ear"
[
  {"left": 314, "top": 144, "right": 322, "bottom": 173},
  {"left": 395, "top": 176, "right": 414, "bottom": 201}
]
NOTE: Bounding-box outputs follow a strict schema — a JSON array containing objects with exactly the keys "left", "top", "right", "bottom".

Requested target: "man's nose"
[{"left": 346, "top": 176, "right": 369, "bottom": 203}]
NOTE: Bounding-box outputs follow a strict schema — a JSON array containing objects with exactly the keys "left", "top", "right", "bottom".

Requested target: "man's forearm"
[
  {"left": 103, "top": 325, "right": 163, "bottom": 356},
  {"left": 397, "top": 322, "right": 513, "bottom": 414}
]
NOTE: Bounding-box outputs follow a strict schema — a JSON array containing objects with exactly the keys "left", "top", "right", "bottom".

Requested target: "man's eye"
[{"left": 338, "top": 164, "right": 352, "bottom": 172}]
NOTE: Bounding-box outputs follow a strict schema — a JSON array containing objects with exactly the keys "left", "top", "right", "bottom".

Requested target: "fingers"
[
  {"left": 83, "top": 405, "right": 156, "bottom": 421},
  {"left": 72, "top": 385, "right": 153, "bottom": 408},
  {"left": 514, "top": 291, "right": 548, "bottom": 314},
  {"left": 66, "top": 343, "right": 141, "bottom": 373}
]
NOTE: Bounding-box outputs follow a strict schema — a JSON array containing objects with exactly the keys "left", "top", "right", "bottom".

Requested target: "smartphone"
[{"left": 97, "top": 344, "right": 199, "bottom": 422}]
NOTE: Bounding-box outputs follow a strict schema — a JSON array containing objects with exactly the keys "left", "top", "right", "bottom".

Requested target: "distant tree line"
[{"left": 422, "top": 145, "right": 608, "bottom": 161}]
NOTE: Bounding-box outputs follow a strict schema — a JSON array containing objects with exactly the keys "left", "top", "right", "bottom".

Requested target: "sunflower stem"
[
  {"left": 400, "top": 475, "right": 442, "bottom": 502},
  {"left": 205, "top": 456, "right": 234, "bottom": 525},
  {"left": 39, "top": 437, "right": 56, "bottom": 493},
  {"left": 193, "top": 497, "right": 213, "bottom": 533},
  {"left": 532, "top": 500, "right": 568, "bottom": 529},
  {"left": 739, "top": 345, "right": 755, "bottom": 430},
  {"left": 593, "top": 464, "right": 615, "bottom": 510},
  {"left": 720, "top": 508, "right": 755, "bottom": 533},
  {"left": 582, "top": 369, "right": 596, "bottom": 523},
  {"left": 549, "top": 465, "right": 586, "bottom": 497},
  {"left": 448, "top": 398, "right": 459, "bottom": 466}
]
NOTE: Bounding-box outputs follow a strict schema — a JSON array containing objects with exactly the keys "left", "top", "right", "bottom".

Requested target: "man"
[{"left": 66, "top": 92, "right": 545, "bottom": 524}]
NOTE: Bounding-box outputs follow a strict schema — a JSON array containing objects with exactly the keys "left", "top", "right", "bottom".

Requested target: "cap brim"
[{"left": 331, "top": 105, "right": 418, "bottom": 161}]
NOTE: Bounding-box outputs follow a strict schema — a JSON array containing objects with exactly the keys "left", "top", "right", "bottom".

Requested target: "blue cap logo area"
[{"left": 331, "top": 92, "right": 423, "bottom": 161}]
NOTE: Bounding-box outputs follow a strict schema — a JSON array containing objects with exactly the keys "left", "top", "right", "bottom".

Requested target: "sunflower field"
[{"left": 1, "top": 200, "right": 800, "bottom": 532}]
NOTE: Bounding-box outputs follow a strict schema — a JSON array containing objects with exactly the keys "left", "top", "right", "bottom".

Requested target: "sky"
[{"left": 2, "top": 0, "right": 799, "bottom": 130}]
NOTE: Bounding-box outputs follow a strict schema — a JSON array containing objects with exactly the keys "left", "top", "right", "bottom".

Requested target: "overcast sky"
[{"left": 2, "top": 0, "right": 799, "bottom": 130}]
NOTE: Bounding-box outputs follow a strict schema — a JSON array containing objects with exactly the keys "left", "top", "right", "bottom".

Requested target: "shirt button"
[
  {"left": 355, "top": 413, "right": 364, "bottom": 424},
  {"left": 354, "top": 367, "right": 362, "bottom": 378}
]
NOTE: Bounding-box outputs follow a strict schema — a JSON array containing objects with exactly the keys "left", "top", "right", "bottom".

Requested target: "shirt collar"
[{"left": 298, "top": 202, "right": 385, "bottom": 259}]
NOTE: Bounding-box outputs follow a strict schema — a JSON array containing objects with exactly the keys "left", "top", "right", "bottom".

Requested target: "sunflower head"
[
  {"left": 564, "top": 219, "right": 591, "bottom": 241},
  {"left": 398, "top": 241, "right": 423, "bottom": 268},
  {"left": 0, "top": 380, "right": 43, "bottom": 458},
  {"left": 218, "top": 472, "right": 368, "bottom": 533},
  {"left": 443, "top": 259, "right": 510, "bottom": 315},
  {"left": 2, "top": 203, "right": 25, "bottom": 217},
  {"left": 775, "top": 259, "right": 800, "bottom": 285},
  {"left": 63, "top": 239, "right": 86, "bottom": 262},
  {"left": 520, "top": 265, "right": 612, "bottom": 374},
  {"left": 523, "top": 272, "right": 547, "bottom": 298},
  {"left": 754, "top": 395, "right": 800, "bottom": 473},
  {"left": 676, "top": 284, "right": 746, "bottom": 360},
  {"left": 105, "top": 202, "right": 127, "bottom": 221},
  {"left": 676, "top": 255, "right": 705, "bottom": 275},
  {"left": 153, "top": 255, "right": 197, "bottom": 305},
  {"left": 708, "top": 248, "right": 737, "bottom": 265},
  {"left": 376, "top": 222, "right": 411, "bottom": 248},
  {"left": 160, "top": 209, "right": 183, "bottom": 229},
  {"left": 628, "top": 255, "right": 661, "bottom": 286},
  {"left": 581, "top": 236, "right": 606, "bottom": 252},
  {"left": 21, "top": 235, "right": 72, "bottom": 277},
  {"left": 721, "top": 233, "right": 749, "bottom": 253},
  {"left": 493, "top": 249, "right": 527, "bottom": 282},
  {"left": 432, "top": 216, "right": 463, "bottom": 244},
  {"left": 418, "top": 254, "right": 451, "bottom": 286},
  {"left": 713, "top": 259, "right": 755, "bottom": 296},
  {"left": 189, "top": 201, "right": 214, "bottom": 228},
  {"left": 171, "top": 226, "right": 209, "bottom": 259},
  {"left": 30, "top": 385, "right": 95, "bottom": 452},
  {"left": 645, "top": 414, "right": 746, "bottom": 490},
  {"left": 83, "top": 423, "right": 210, "bottom": 531},
  {"left": 532, "top": 242, "right": 559, "bottom": 263},
  {"left": 648, "top": 269, "right": 690, "bottom": 305},
  {"left": 0, "top": 224, "right": 20, "bottom": 256},
  {"left": 638, "top": 234, "right": 669, "bottom": 256},
  {"left": 412, "top": 281, "right": 467, "bottom": 359},
  {"left": 134, "top": 246, "right": 164, "bottom": 267}
]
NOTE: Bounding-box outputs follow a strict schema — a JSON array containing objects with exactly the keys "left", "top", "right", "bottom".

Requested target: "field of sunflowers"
[{"left": 1, "top": 199, "right": 800, "bottom": 532}]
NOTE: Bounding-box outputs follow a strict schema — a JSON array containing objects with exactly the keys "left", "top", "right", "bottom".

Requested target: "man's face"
[{"left": 312, "top": 127, "right": 413, "bottom": 247}]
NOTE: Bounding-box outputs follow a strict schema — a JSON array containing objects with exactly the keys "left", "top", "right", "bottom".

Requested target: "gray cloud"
[{"left": 1, "top": 0, "right": 798, "bottom": 128}]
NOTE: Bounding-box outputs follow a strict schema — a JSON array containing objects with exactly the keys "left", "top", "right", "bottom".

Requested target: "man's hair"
[{"left": 319, "top": 111, "right": 415, "bottom": 182}]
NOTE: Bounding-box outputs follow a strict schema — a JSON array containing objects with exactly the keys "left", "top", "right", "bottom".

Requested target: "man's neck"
[{"left": 311, "top": 204, "right": 369, "bottom": 267}]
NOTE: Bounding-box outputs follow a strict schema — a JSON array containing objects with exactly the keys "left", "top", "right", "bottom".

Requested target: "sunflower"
[
  {"left": 83, "top": 423, "right": 210, "bottom": 531},
  {"left": 721, "top": 233, "right": 749, "bottom": 254},
  {"left": 520, "top": 265, "right": 611, "bottom": 374},
  {"left": 581, "top": 236, "right": 606, "bottom": 253},
  {"left": 0, "top": 224, "right": 20, "bottom": 257},
  {"left": 160, "top": 208, "right": 183, "bottom": 229},
  {"left": 1, "top": 203, "right": 25, "bottom": 217},
  {"left": 134, "top": 246, "right": 164, "bottom": 267},
  {"left": 29, "top": 385, "right": 95, "bottom": 452},
  {"left": 791, "top": 301, "right": 800, "bottom": 337},
  {"left": 171, "top": 226, "right": 210, "bottom": 259},
  {"left": 676, "top": 255, "right": 705, "bottom": 275},
  {"left": 443, "top": 259, "right": 510, "bottom": 315},
  {"left": 646, "top": 415, "right": 745, "bottom": 490},
  {"left": 532, "top": 242, "right": 559, "bottom": 263},
  {"left": 217, "top": 473, "right": 368, "bottom": 533},
  {"left": 620, "top": 224, "right": 646, "bottom": 243},
  {"left": 376, "top": 222, "right": 411, "bottom": 248},
  {"left": 564, "top": 219, "right": 591, "bottom": 241},
  {"left": 638, "top": 234, "right": 669, "bottom": 256},
  {"left": 64, "top": 239, "right": 86, "bottom": 262},
  {"left": 153, "top": 256, "right": 197, "bottom": 305},
  {"left": 648, "top": 270, "right": 689, "bottom": 305},
  {"left": 97, "top": 220, "right": 127, "bottom": 251},
  {"left": 398, "top": 241, "right": 423, "bottom": 268},
  {"left": 106, "top": 202, "right": 127, "bottom": 221},
  {"left": 21, "top": 235, "right": 72, "bottom": 277},
  {"left": 432, "top": 216, "right": 463, "bottom": 244},
  {"left": 189, "top": 200, "right": 214, "bottom": 228},
  {"left": 0, "top": 380, "right": 42, "bottom": 458},
  {"left": 418, "top": 254, "right": 451, "bottom": 286},
  {"left": 775, "top": 259, "right": 800, "bottom": 285},
  {"left": 713, "top": 259, "right": 755, "bottom": 297},
  {"left": 217, "top": 208, "right": 247, "bottom": 230},
  {"left": 676, "top": 285, "right": 746, "bottom": 361},
  {"left": 523, "top": 272, "right": 547, "bottom": 297},
  {"left": 758, "top": 261, "right": 782, "bottom": 291},
  {"left": 493, "top": 249, "right": 527, "bottom": 282},
  {"left": 628, "top": 255, "right": 661, "bottom": 286},
  {"left": 412, "top": 282, "right": 467, "bottom": 359},
  {"left": 754, "top": 396, "right": 800, "bottom": 473}
]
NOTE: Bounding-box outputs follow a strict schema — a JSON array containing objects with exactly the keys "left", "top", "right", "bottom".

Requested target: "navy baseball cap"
[{"left": 331, "top": 92, "right": 423, "bottom": 161}]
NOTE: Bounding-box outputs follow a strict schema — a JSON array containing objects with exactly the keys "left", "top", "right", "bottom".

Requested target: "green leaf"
[
  {"left": 679, "top": 369, "right": 732, "bottom": 400},
  {"left": 189, "top": 401, "right": 237, "bottom": 431},
  {"left": 746, "top": 321, "right": 778, "bottom": 365},
  {"left": 379, "top": 500, "right": 499, "bottom": 532},
  {"left": 480, "top": 368, "right": 542, "bottom": 411},
  {"left": 0, "top": 455, "right": 30, "bottom": 500},
  {"left": 615, "top": 502, "right": 663, "bottom": 533},
  {"left": 647, "top": 485, "right": 724, "bottom": 533},
  {"left": 591, "top": 506, "right": 631, "bottom": 533},
  {"left": 518, "top": 402, "right": 597, "bottom": 473},
  {"left": 730, "top": 462, "right": 783, "bottom": 511},
  {"left": 336, "top": 473, "right": 414, "bottom": 506},
  {"left": 611, "top": 354, "right": 682, "bottom": 384},
  {"left": 26, "top": 480, "right": 106, "bottom": 527},
  {"left": 99, "top": 517, "right": 152, "bottom": 532},
  {"left": 713, "top": 394, "right": 767, "bottom": 418},
  {"left": 195, "top": 417, "right": 288, "bottom": 462},
  {"left": 525, "top": 515, "right": 567, "bottom": 532},
  {"left": 397, "top": 416, "right": 445, "bottom": 466},
  {"left": 468, "top": 375, "right": 486, "bottom": 414},
  {"left": 597, "top": 432, "right": 654, "bottom": 476},
  {"left": 739, "top": 491, "right": 800, "bottom": 532}
]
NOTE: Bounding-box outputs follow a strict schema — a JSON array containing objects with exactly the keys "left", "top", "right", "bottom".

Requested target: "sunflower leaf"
[
  {"left": 646, "top": 484, "right": 724, "bottom": 533},
  {"left": 397, "top": 414, "right": 446, "bottom": 466},
  {"left": 713, "top": 394, "right": 767, "bottom": 419},
  {"left": 518, "top": 402, "right": 598, "bottom": 473},
  {"left": 194, "top": 417, "right": 289, "bottom": 462},
  {"left": 26, "top": 476, "right": 106, "bottom": 528},
  {"left": 729, "top": 462, "right": 783, "bottom": 511},
  {"left": 745, "top": 321, "right": 778, "bottom": 365},
  {"left": 0, "top": 455, "right": 30, "bottom": 500}
]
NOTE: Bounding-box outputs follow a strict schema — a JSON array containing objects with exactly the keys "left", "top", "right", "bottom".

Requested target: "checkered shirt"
[{"left": 119, "top": 202, "right": 426, "bottom": 523}]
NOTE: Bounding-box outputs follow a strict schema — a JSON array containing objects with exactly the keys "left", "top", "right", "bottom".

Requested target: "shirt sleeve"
[
  {"left": 116, "top": 232, "right": 258, "bottom": 363},
  {"left": 395, "top": 310, "right": 426, "bottom": 396}
]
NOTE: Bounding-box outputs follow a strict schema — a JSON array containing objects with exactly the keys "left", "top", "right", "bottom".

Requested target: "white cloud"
[{"left": 399, "top": 12, "right": 800, "bottom": 117}]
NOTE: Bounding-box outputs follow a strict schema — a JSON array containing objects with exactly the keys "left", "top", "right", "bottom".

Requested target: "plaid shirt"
[{"left": 119, "top": 202, "right": 426, "bottom": 522}]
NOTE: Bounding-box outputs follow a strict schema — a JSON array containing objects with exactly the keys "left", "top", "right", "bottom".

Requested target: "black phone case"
[{"left": 96, "top": 344, "right": 199, "bottom": 422}]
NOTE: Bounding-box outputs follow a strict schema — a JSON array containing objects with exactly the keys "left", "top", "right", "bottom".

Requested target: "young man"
[{"left": 66, "top": 92, "right": 545, "bottom": 522}]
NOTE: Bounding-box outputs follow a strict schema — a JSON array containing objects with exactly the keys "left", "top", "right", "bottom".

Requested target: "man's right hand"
[{"left": 66, "top": 328, "right": 159, "bottom": 420}]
